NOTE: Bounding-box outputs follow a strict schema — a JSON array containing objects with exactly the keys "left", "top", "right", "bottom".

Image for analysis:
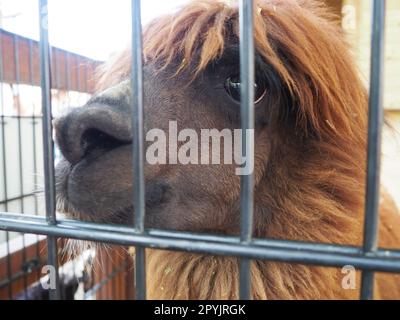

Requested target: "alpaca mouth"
[
  {"left": 57, "top": 201, "right": 133, "bottom": 226},
  {"left": 56, "top": 151, "right": 171, "bottom": 227}
]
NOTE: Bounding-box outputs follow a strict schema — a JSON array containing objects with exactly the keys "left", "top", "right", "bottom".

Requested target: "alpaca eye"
[{"left": 224, "top": 75, "right": 266, "bottom": 104}]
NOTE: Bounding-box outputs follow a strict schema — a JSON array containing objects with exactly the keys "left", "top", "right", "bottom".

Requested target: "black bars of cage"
[
  {"left": 0, "top": 0, "right": 397, "bottom": 301},
  {"left": 1, "top": 213, "right": 400, "bottom": 273},
  {"left": 0, "top": 23, "right": 13, "bottom": 300},
  {"left": 29, "top": 37, "right": 43, "bottom": 286},
  {"left": 239, "top": 0, "right": 255, "bottom": 300},
  {"left": 360, "top": 0, "right": 386, "bottom": 300},
  {"left": 39, "top": 0, "right": 61, "bottom": 300},
  {"left": 131, "top": 0, "right": 146, "bottom": 300},
  {"left": 13, "top": 33, "right": 29, "bottom": 300}
]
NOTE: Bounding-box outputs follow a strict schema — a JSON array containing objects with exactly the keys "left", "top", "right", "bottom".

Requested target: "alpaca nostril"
[
  {"left": 80, "top": 128, "right": 131, "bottom": 159},
  {"left": 55, "top": 105, "right": 132, "bottom": 165}
]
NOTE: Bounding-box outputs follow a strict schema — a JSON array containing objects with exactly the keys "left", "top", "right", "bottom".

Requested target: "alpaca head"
[{"left": 55, "top": 0, "right": 367, "bottom": 241}]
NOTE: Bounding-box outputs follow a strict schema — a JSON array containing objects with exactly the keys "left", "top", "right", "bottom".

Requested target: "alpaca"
[{"left": 54, "top": 0, "right": 400, "bottom": 299}]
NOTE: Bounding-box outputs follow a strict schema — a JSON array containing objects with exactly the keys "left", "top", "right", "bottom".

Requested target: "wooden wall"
[{"left": 0, "top": 29, "right": 101, "bottom": 93}]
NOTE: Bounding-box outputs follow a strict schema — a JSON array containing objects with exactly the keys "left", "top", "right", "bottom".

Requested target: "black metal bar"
[
  {"left": 81, "top": 64, "right": 96, "bottom": 297},
  {"left": 6, "top": 211, "right": 400, "bottom": 259},
  {"left": 39, "top": 0, "right": 60, "bottom": 300},
  {"left": 0, "top": 0, "right": 395, "bottom": 302},
  {"left": 239, "top": 0, "right": 255, "bottom": 300},
  {"left": 0, "top": 27, "right": 13, "bottom": 300},
  {"left": 131, "top": 0, "right": 146, "bottom": 301},
  {"left": 60, "top": 48, "right": 80, "bottom": 286},
  {"left": 13, "top": 36, "right": 25, "bottom": 207},
  {"left": 0, "top": 115, "right": 43, "bottom": 119},
  {"left": 2, "top": 213, "right": 399, "bottom": 273},
  {"left": 28, "top": 37, "right": 42, "bottom": 282},
  {"left": 83, "top": 263, "right": 127, "bottom": 300},
  {"left": 360, "top": 0, "right": 386, "bottom": 301},
  {"left": 0, "top": 189, "right": 36, "bottom": 205},
  {"left": 2, "top": 233, "right": 13, "bottom": 299},
  {"left": 13, "top": 34, "right": 29, "bottom": 299},
  {"left": 0, "top": 259, "right": 42, "bottom": 289}
]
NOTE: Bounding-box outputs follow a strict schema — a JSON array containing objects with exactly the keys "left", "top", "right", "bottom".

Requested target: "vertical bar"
[
  {"left": 59, "top": 50, "right": 80, "bottom": 287},
  {"left": 0, "top": 32, "right": 13, "bottom": 300},
  {"left": 28, "top": 38, "right": 42, "bottom": 281},
  {"left": 239, "top": 0, "right": 255, "bottom": 300},
  {"left": 82, "top": 65, "right": 96, "bottom": 296},
  {"left": 360, "top": 0, "right": 386, "bottom": 300},
  {"left": 111, "top": 265, "right": 117, "bottom": 300},
  {"left": 13, "top": 34, "right": 29, "bottom": 300},
  {"left": 39, "top": 0, "right": 61, "bottom": 300},
  {"left": 131, "top": 0, "right": 146, "bottom": 300}
]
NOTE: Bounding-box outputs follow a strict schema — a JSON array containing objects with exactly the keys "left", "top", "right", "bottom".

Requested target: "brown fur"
[{"left": 93, "top": 0, "right": 400, "bottom": 299}]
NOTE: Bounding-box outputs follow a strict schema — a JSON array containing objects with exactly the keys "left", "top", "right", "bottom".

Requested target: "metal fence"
[
  {"left": 0, "top": 0, "right": 399, "bottom": 300},
  {"left": 0, "top": 26, "right": 132, "bottom": 299}
]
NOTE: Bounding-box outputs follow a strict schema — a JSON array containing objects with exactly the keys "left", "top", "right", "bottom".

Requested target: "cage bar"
[
  {"left": 3, "top": 211, "right": 400, "bottom": 258},
  {"left": 0, "top": 212, "right": 400, "bottom": 274},
  {"left": 0, "top": 0, "right": 397, "bottom": 301},
  {"left": 360, "top": 0, "right": 386, "bottom": 300},
  {"left": 28, "top": 37, "right": 42, "bottom": 283},
  {"left": 0, "top": 23, "right": 14, "bottom": 300},
  {"left": 239, "top": 0, "right": 255, "bottom": 300},
  {"left": 131, "top": 0, "right": 146, "bottom": 300},
  {"left": 38, "top": 0, "right": 61, "bottom": 300},
  {"left": 13, "top": 33, "right": 30, "bottom": 300}
]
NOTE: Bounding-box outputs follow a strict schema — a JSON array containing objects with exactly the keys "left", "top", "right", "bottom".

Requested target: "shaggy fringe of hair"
[
  {"left": 96, "top": 0, "right": 400, "bottom": 299},
  {"left": 141, "top": 249, "right": 358, "bottom": 299},
  {"left": 97, "top": 0, "right": 368, "bottom": 141}
]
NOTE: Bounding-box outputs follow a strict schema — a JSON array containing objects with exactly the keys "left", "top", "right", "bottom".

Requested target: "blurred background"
[{"left": 0, "top": 0, "right": 399, "bottom": 299}]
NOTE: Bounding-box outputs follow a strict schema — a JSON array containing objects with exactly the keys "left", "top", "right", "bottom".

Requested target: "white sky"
[{"left": 0, "top": 0, "right": 190, "bottom": 61}]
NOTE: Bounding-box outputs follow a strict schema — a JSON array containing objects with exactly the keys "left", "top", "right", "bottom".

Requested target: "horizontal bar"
[
  {"left": 0, "top": 115, "right": 42, "bottom": 120},
  {"left": 0, "top": 212, "right": 399, "bottom": 273},
  {"left": 0, "top": 193, "right": 37, "bottom": 205},
  {"left": 0, "top": 271, "right": 25, "bottom": 289},
  {"left": 3, "top": 212, "right": 400, "bottom": 259},
  {"left": 0, "top": 261, "right": 41, "bottom": 289},
  {"left": 0, "top": 212, "right": 366, "bottom": 255}
]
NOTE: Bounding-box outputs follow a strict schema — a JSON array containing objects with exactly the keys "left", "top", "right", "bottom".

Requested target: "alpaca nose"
[{"left": 54, "top": 104, "right": 132, "bottom": 165}]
